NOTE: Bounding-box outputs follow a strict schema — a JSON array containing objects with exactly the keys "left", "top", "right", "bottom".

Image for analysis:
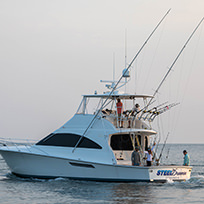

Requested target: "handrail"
[{"left": 0, "top": 138, "right": 50, "bottom": 155}]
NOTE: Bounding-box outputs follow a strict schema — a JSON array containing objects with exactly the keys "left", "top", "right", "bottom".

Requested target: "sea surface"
[{"left": 0, "top": 144, "right": 204, "bottom": 204}]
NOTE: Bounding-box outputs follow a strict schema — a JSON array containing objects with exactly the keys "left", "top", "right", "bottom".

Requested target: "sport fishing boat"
[
  {"left": 0, "top": 11, "right": 202, "bottom": 182},
  {"left": 0, "top": 76, "right": 192, "bottom": 182}
]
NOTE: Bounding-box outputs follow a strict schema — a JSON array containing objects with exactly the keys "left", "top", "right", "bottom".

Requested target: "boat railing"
[
  {"left": 101, "top": 110, "right": 145, "bottom": 129},
  {"left": 0, "top": 137, "right": 51, "bottom": 156},
  {"left": 0, "top": 137, "right": 37, "bottom": 153}
]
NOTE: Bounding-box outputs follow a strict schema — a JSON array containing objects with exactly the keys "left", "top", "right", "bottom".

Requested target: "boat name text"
[{"left": 156, "top": 170, "right": 187, "bottom": 176}]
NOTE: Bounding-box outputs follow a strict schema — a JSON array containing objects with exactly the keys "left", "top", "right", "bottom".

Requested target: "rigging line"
[
  {"left": 156, "top": 95, "right": 165, "bottom": 136},
  {"left": 134, "top": 62, "right": 137, "bottom": 94},
  {"left": 153, "top": 121, "right": 163, "bottom": 162},
  {"left": 175, "top": 52, "right": 185, "bottom": 101},
  {"left": 155, "top": 115, "right": 161, "bottom": 150},
  {"left": 171, "top": 44, "right": 201, "bottom": 138},
  {"left": 180, "top": 22, "right": 204, "bottom": 104},
  {"left": 137, "top": 43, "right": 147, "bottom": 92},
  {"left": 142, "top": 14, "right": 168, "bottom": 93},
  {"left": 157, "top": 132, "right": 170, "bottom": 162},
  {"left": 171, "top": 52, "right": 185, "bottom": 118},
  {"left": 168, "top": 54, "right": 185, "bottom": 134},
  {"left": 165, "top": 73, "right": 173, "bottom": 134},
  {"left": 146, "top": 17, "right": 204, "bottom": 109},
  {"left": 101, "top": 98, "right": 114, "bottom": 110},
  {"left": 171, "top": 23, "right": 203, "bottom": 139},
  {"left": 72, "top": 9, "right": 171, "bottom": 153}
]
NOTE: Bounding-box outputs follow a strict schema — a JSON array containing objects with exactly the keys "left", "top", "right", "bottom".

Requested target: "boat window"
[
  {"left": 145, "top": 136, "right": 148, "bottom": 151},
  {"left": 110, "top": 134, "right": 133, "bottom": 150},
  {"left": 36, "top": 133, "right": 102, "bottom": 149},
  {"left": 35, "top": 133, "right": 54, "bottom": 143}
]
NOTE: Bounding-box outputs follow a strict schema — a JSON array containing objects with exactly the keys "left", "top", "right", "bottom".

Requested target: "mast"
[
  {"left": 72, "top": 9, "right": 171, "bottom": 153},
  {"left": 113, "top": 52, "right": 115, "bottom": 83},
  {"left": 146, "top": 17, "right": 204, "bottom": 108},
  {"left": 124, "top": 29, "right": 128, "bottom": 98},
  {"left": 125, "top": 29, "right": 128, "bottom": 69}
]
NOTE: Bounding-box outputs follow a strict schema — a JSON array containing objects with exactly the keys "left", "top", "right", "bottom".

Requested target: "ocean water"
[{"left": 0, "top": 144, "right": 204, "bottom": 204}]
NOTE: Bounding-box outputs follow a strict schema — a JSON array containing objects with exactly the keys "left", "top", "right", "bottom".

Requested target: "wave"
[
  {"left": 187, "top": 175, "right": 204, "bottom": 184},
  {"left": 191, "top": 165, "right": 204, "bottom": 167},
  {"left": 3, "top": 172, "right": 204, "bottom": 187},
  {"left": 5, "top": 173, "right": 70, "bottom": 182},
  {"left": 167, "top": 175, "right": 204, "bottom": 187},
  {"left": 166, "top": 178, "right": 175, "bottom": 184}
]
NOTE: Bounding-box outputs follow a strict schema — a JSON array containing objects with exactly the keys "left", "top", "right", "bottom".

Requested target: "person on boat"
[
  {"left": 131, "top": 146, "right": 141, "bottom": 166},
  {"left": 144, "top": 142, "right": 156, "bottom": 166},
  {"left": 183, "top": 150, "right": 190, "bottom": 166},
  {"left": 133, "top": 104, "right": 141, "bottom": 115},
  {"left": 128, "top": 103, "right": 141, "bottom": 128},
  {"left": 116, "top": 98, "right": 123, "bottom": 128}
]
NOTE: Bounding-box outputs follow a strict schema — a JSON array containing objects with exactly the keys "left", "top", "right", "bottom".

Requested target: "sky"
[{"left": 0, "top": 0, "right": 204, "bottom": 143}]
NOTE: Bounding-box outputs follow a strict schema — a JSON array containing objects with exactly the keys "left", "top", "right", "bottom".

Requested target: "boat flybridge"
[{"left": 0, "top": 74, "right": 192, "bottom": 182}]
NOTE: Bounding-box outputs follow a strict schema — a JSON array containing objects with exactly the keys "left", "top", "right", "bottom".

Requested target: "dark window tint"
[
  {"left": 145, "top": 136, "right": 148, "bottom": 151},
  {"left": 110, "top": 134, "right": 133, "bottom": 150},
  {"left": 78, "top": 137, "right": 101, "bottom": 149},
  {"left": 36, "top": 133, "right": 102, "bottom": 149}
]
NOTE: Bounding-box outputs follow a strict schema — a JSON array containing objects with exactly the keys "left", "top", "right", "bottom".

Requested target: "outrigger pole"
[
  {"left": 146, "top": 17, "right": 203, "bottom": 161},
  {"left": 146, "top": 17, "right": 204, "bottom": 108},
  {"left": 72, "top": 9, "right": 171, "bottom": 153}
]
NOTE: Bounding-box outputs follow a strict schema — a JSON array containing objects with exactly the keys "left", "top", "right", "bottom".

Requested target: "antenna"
[
  {"left": 113, "top": 52, "right": 115, "bottom": 82},
  {"left": 125, "top": 29, "right": 127, "bottom": 68},
  {"left": 124, "top": 29, "right": 128, "bottom": 97}
]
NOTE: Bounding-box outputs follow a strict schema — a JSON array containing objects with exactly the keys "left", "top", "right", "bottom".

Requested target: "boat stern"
[{"left": 148, "top": 165, "right": 192, "bottom": 182}]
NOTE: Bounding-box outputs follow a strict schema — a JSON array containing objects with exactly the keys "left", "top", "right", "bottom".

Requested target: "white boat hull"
[{"left": 0, "top": 149, "right": 192, "bottom": 182}]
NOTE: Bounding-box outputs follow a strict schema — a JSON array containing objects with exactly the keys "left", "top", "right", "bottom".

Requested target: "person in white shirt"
[
  {"left": 128, "top": 103, "right": 141, "bottom": 128},
  {"left": 144, "top": 142, "right": 156, "bottom": 166}
]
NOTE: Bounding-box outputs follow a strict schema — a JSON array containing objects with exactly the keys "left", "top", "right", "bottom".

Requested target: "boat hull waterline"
[{"left": 0, "top": 149, "right": 191, "bottom": 182}]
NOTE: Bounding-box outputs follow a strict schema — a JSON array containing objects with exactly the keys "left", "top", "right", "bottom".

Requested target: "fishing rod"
[
  {"left": 148, "top": 102, "right": 180, "bottom": 121},
  {"left": 72, "top": 9, "right": 171, "bottom": 153},
  {"left": 132, "top": 99, "right": 156, "bottom": 120},
  {"left": 156, "top": 132, "right": 170, "bottom": 165},
  {"left": 146, "top": 17, "right": 204, "bottom": 109},
  {"left": 138, "top": 101, "right": 169, "bottom": 120},
  {"left": 157, "top": 102, "right": 179, "bottom": 113},
  {"left": 153, "top": 123, "right": 162, "bottom": 161},
  {"left": 125, "top": 99, "right": 156, "bottom": 128},
  {"left": 142, "top": 101, "right": 168, "bottom": 120},
  {"left": 137, "top": 100, "right": 166, "bottom": 120},
  {"left": 148, "top": 101, "right": 168, "bottom": 112},
  {"left": 166, "top": 147, "right": 170, "bottom": 159}
]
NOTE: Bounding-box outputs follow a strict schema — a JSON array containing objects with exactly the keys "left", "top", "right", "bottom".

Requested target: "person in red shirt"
[{"left": 116, "top": 98, "right": 123, "bottom": 128}]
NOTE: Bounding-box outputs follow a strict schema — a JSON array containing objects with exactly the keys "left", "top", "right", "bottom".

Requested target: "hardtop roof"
[{"left": 83, "top": 94, "right": 153, "bottom": 100}]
